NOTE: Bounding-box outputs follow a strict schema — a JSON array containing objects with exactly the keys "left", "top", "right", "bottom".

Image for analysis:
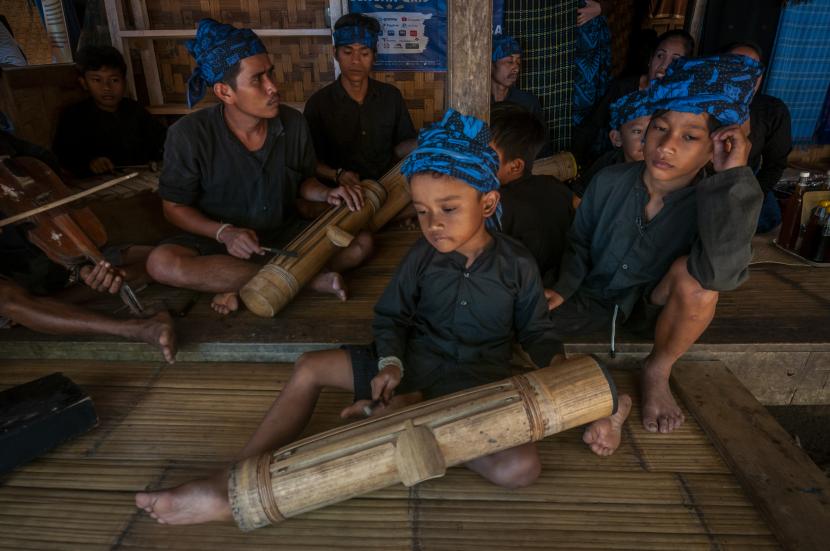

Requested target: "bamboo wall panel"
[
  {"left": 140, "top": 0, "right": 329, "bottom": 29},
  {"left": 373, "top": 71, "right": 446, "bottom": 128}
]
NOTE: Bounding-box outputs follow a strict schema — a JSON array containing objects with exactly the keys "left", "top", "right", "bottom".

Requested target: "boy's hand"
[
  {"left": 89, "top": 157, "right": 115, "bottom": 174},
  {"left": 337, "top": 170, "right": 362, "bottom": 188},
  {"left": 218, "top": 226, "right": 264, "bottom": 259},
  {"left": 371, "top": 363, "right": 402, "bottom": 404},
  {"left": 711, "top": 124, "right": 751, "bottom": 173},
  {"left": 327, "top": 184, "right": 365, "bottom": 212},
  {"left": 80, "top": 260, "right": 126, "bottom": 294},
  {"left": 577, "top": 0, "right": 602, "bottom": 26},
  {"left": 545, "top": 289, "right": 565, "bottom": 311}
]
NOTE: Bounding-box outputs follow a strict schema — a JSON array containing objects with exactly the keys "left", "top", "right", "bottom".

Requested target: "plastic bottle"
[
  {"left": 797, "top": 200, "right": 830, "bottom": 259},
  {"left": 778, "top": 172, "right": 811, "bottom": 250}
]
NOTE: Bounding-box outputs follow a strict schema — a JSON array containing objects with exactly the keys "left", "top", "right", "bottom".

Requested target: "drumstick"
[{"left": 261, "top": 246, "right": 298, "bottom": 257}]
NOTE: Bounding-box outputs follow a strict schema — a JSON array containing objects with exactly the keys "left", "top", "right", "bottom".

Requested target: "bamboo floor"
[{"left": 0, "top": 360, "right": 781, "bottom": 550}]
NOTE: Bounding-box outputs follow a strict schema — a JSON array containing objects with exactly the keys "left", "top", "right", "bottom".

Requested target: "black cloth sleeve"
[
  {"left": 392, "top": 89, "right": 417, "bottom": 146},
  {"left": 157, "top": 122, "right": 202, "bottom": 206},
  {"left": 687, "top": 167, "right": 764, "bottom": 291},
  {"left": 302, "top": 94, "right": 332, "bottom": 168},
  {"left": 513, "top": 256, "right": 564, "bottom": 366},
  {"left": 52, "top": 105, "right": 90, "bottom": 176},
  {"left": 756, "top": 103, "right": 792, "bottom": 196}
]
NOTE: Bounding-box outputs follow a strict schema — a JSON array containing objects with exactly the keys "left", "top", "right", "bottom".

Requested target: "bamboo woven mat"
[{"left": 0, "top": 360, "right": 778, "bottom": 550}]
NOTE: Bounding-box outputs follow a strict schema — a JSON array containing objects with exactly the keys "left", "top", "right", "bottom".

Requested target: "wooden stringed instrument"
[{"left": 0, "top": 155, "right": 143, "bottom": 314}]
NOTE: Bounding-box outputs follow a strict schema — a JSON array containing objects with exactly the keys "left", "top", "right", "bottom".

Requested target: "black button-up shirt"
[
  {"left": 373, "top": 232, "right": 563, "bottom": 396},
  {"left": 158, "top": 103, "right": 316, "bottom": 234},
  {"left": 303, "top": 77, "right": 416, "bottom": 180},
  {"left": 747, "top": 93, "right": 792, "bottom": 196},
  {"left": 552, "top": 162, "right": 763, "bottom": 319},
  {"left": 499, "top": 174, "right": 574, "bottom": 287}
]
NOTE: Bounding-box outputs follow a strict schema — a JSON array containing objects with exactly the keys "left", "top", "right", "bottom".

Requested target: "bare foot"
[
  {"left": 136, "top": 310, "right": 177, "bottom": 364},
  {"left": 135, "top": 471, "right": 231, "bottom": 525},
  {"left": 641, "top": 357, "right": 685, "bottom": 433},
  {"left": 210, "top": 292, "right": 239, "bottom": 315},
  {"left": 310, "top": 271, "right": 347, "bottom": 301},
  {"left": 583, "top": 393, "right": 632, "bottom": 456}
]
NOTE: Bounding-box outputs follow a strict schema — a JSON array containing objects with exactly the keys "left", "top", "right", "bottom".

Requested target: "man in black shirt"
[
  {"left": 489, "top": 105, "right": 574, "bottom": 286},
  {"left": 490, "top": 35, "right": 543, "bottom": 117},
  {"left": 303, "top": 13, "right": 416, "bottom": 186},
  {"left": 145, "top": 19, "right": 373, "bottom": 315},
  {"left": 723, "top": 42, "right": 793, "bottom": 233},
  {"left": 53, "top": 46, "right": 166, "bottom": 177}
]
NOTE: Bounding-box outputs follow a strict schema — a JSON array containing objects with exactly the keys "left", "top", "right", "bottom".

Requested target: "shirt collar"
[
  {"left": 636, "top": 163, "right": 702, "bottom": 204},
  {"left": 440, "top": 231, "right": 498, "bottom": 270},
  {"left": 335, "top": 76, "right": 379, "bottom": 103},
  {"left": 215, "top": 103, "right": 284, "bottom": 153}
]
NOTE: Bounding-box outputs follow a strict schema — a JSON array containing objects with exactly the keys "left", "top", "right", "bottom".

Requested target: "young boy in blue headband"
[
  {"left": 546, "top": 55, "right": 765, "bottom": 435},
  {"left": 135, "top": 109, "right": 632, "bottom": 525}
]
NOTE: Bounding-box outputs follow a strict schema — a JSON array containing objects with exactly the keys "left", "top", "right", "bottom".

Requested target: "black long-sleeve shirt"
[
  {"left": 552, "top": 162, "right": 764, "bottom": 319},
  {"left": 372, "top": 232, "right": 563, "bottom": 394},
  {"left": 53, "top": 97, "right": 166, "bottom": 177},
  {"left": 747, "top": 93, "right": 792, "bottom": 196}
]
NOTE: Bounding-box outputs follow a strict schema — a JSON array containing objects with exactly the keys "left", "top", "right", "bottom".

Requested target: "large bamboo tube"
[
  {"left": 532, "top": 152, "right": 578, "bottom": 182},
  {"left": 228, "top": 356, "right": 616, "bottom": 531}
]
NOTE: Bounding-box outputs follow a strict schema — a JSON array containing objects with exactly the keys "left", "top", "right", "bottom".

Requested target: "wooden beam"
[
  {"left": 127, "top": 0, "right": 164, "bottom": 106},
  {"left": 672, "top": 361, "right": 830, "bottom": 551},
  {"left": 685, "top": 0, "right": 707, "bottom": 54},
  {"left": 446, "top": 0, "right": 492, "bottom": 122},
  {"left": 117, "top": 29, "right": 331, "bottom": 39},
  {"left": 103, "top": 0, "right": 138, "bottom": 100}
]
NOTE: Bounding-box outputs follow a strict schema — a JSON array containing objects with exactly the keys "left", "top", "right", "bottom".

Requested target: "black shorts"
[
  {"left": 549, "top": 291, "right": 663, "bottom": 341},
  {"left": 161, "top": 219, "right": 309, "bottom": 256}
]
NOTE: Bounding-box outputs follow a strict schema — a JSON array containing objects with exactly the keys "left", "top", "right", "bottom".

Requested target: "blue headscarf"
[
  {"left": 645, "top": 54, "right": 763, "bottom": 126},
  {"left": 185, "top": 19, "right": 267, "bottom": 108},
  {"left": 333, "top": 24, "right": 379, "bottom": 50},
  {"left": 401, "top": 109, "right": 502, "bottom": 227},
  {"left": 609, "top": 89, "right": 652, "bottom": 130},
  {"left": 492, "top": 35, "right": 522, "bottom": 62}
]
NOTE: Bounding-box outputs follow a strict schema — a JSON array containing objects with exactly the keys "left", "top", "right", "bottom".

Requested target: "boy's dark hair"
[
  {"left": 221, "top": 61, "right": 244, "bottom": 90},
  {"left": 490, "top": 104, "right": 547, "bottom": 174},
  {"left": 719, "top": 40, "right": 764, "bottom": 63},
  {"left": 334, "top": 13, "right": 381, "bottom": 53},
  {"left": 655, "top": 29, "right": 695, "bottom": 57},
  {"left": 651, "top": 108, "right": 721, "bottom": 133},
  {"left": 76, "top": 45, "right": 127, "bottom": 76}
]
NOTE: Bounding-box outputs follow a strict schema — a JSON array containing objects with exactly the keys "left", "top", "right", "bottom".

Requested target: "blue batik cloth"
[
  {"left": 639, "top": 54, "right": 763, "bottom": 126},
  {"left": 492, "top": 34, "right": 522, "bottom": 61},
  {"left": 765, "top": 0, "right": 830, "bottom": 144},
  {"left": 401, "top": 109, "right": 501, "bottom": 227},
  {"left": 609, "top": 88, "right": 652, "bottom": 129},
  {"left": 185, "top": 18, "right": 266, "bottom": 107},
  {"left": 333, "top": 24, "right": 378, "bottom": 49},
  {"left": 572, "top": 1, "right": 611, "bottom": 126}
]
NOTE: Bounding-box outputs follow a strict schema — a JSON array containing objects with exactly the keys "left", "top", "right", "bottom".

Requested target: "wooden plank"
[
  {"left": 672, "top": 361, "right": 830, "bottom": 551},
  {"left": 118, "top": 28, "right": 331, "bottom": 38},
  {"left": 446, "top": 0, "right": 492, "bottom": 121},
  {"left": 127, "top": 0, "right": 164, "bottom": 105}
]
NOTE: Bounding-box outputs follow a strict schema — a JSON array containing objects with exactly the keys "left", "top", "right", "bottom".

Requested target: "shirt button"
[
  {"left": 460, "top": 300, "right": 468, "bottom": 306},
  {"left": 622, "top": 264, "right": 629, "bottom": 270},
  {"left": 463, "top": 272, "right": 470, "bottom": 278}
]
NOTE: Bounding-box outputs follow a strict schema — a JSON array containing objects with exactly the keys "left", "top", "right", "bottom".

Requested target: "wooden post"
[
  {"left": 446, "top": 0, "right": 492, "bottom": 122},
  {"left": 41, "top": 0, "right": 72, "bottom": 63},
  {"left": 685, "top": 0, "right": 708, "bottom": 54},
  {"left": 127, "top": 0, "right": 164, "bottom": 106}
]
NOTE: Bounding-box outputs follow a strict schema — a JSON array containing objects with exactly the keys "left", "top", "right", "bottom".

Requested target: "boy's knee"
[
  {"left": 292, "top": 352, "right": 324, "bottom": 385},
  {"left": 492, "top": 451, "right": 541, "bottom": 489},
  {"left": 354, "top": 231, "right": 374, "bottom": 257},
  {"left": 665, "top": 258, "right": 719, "bottom": 309},
  {"left": 146, "top": 246, "right": 185, "bottom": 284}
]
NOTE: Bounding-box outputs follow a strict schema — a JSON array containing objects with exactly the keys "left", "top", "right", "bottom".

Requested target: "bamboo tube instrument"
[
  {"left": 240, "top": 160, "right": 410, "bottom": 317},
  {"left": 228, "top": 356, "right": 617, "bottom": 531},
  {"left": 532, "top": 151, "right": 578, "bottom": 181}
]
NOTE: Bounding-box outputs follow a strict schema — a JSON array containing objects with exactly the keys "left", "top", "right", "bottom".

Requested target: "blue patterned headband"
[
  {"left": 401, "top": 109, "right": 501, "bottom": 227},
  {"left": 185, "top": 18, "right": 266, "bottom": 108},
  {"left": 609, "top": 89, "right": 652, "bottom": 129},
  {"left": 333, "top": 25, "right": 378, "bottom": 50},
  {"left": 645, "top": 54, "right": 763, "bottom": 126},
  {"left": 492, "top": 35, "right": 522, "bottom": 62}
]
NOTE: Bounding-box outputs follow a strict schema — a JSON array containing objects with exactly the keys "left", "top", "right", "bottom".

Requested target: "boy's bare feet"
[
  {"left": 135, "top": 470, "right": 231, "bottom": 525},
  {"left": 210, "top": 292, "right": 239, "bottom": 315},
  {"left": 310, "top": 271, "right": 347, "bottom": 301},
  {"left": 641, "top": 356, "right": 685, "bottom": 433},
  {"left": 583, "top": 393, "right": 632, "bottom": 456},
  {"left": 135, "top": 310, "right": 177, "bottom": 363}
]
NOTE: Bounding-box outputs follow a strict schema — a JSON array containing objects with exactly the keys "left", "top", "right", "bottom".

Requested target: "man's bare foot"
[
  {"left": 135, "top": 471, "right": 231, "bottom": 525},
  {"left": 136, "top": 310, "right": 177, "bottom": 363},
  {"left": 310, "top": 271, "right": 347, "bottom": 301},
  {"left": 211, "top": 292, "right": 239, "bottom": 315},
  {"left": 583, "top": 394, "right": 632, "bottom": 456},
  {"left": 641, "top": 357, "right": 685, "bottom": 433}
]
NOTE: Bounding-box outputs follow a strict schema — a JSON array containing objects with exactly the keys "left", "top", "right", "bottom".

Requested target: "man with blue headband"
[
  {"left": 546, "top": 54, "right": 765, "bottom": 435},
  {"left": 135, "top": 109, "right": 631, "bottom": 526},
  {"left": 146, "top": 18, "right": 373, "bottom": 315},
  {"left": 490, "top": 34, "right": 543, "bottom": 118},
  {"left": 304, "top": 13, "right": 416, "bottom": 190}
]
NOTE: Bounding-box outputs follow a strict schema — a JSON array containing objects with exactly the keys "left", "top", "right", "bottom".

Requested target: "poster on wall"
[{"left": 347, "top": 1, "right": 505, "bottom": 71}]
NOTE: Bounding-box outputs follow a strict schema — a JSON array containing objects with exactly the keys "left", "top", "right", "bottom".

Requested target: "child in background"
[
  {"left": 53, "top": 45, "right": 166, "bottom": 176},
  {"left": 490, "top": 104, "right": 575, "bottom": 286}
]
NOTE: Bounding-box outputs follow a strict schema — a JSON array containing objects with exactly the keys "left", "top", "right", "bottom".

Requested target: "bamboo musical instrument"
[{"left": 228, "top": 356, "right": 617, "bottom": 531}]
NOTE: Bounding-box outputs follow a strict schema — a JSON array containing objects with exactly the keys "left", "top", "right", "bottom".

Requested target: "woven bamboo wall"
[
  {"left": 140, "top": 0, "right": 328, "bottom": 29},
  {"left": 372, "top": 71, "right": 445, "bottom": 129}
]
